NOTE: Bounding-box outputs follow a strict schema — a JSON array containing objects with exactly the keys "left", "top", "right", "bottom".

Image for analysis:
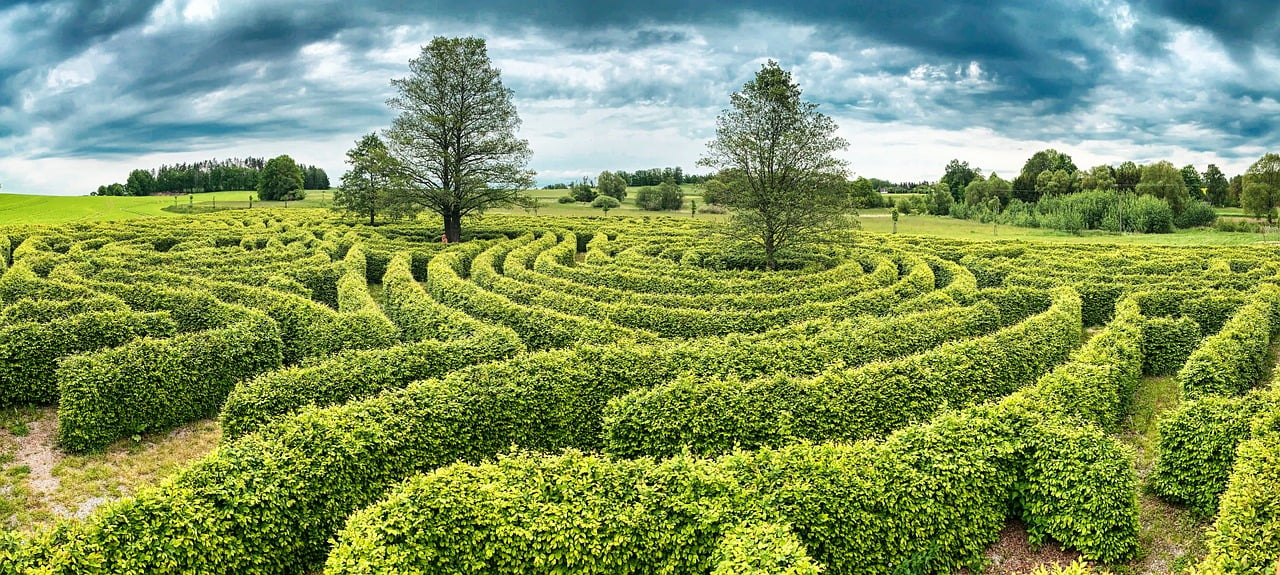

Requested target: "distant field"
[
  {"left": 0, "top": 191, "right": 333, "bottom": 225},
  {"left": 1, "top": 190, "right": 1275, "bottom": 246},
  {"left": 859, "top": 208, "right": 1274, "bottom": 246}
]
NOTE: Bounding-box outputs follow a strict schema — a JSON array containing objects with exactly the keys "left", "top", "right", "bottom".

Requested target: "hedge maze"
[{"left": 0, "top": 211, "right": 1278, "bottom": 573}]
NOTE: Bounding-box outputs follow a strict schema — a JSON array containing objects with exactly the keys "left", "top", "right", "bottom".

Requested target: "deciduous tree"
[
  {"left": 698, "top": 60, "right": 853, "bottom": 270},
  {"left": 1136, "top": 161, "right": 1189, "bottom": 216},
  {"left": 335, "top": 133, "right": 415, "bottom": 225},
  {"left": 1243, "top": 153, "right": 1280, "bottom": 223},
  {"left": 1203, "top": 164, "right": 1229, "bottom": 207},
  {"left": 258, "top": 155, "right": 305, "bottom": 202},
  {"left": 598, "top": 171, "right": 627, "bottom": 200},
  {"left": 384, "top": 36, "right": 534, "bottom": 242}
]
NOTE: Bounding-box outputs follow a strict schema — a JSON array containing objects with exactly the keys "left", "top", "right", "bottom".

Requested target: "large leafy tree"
[
  {"left": 336, "top": 133, "right": 416, "bottom": 225},
  {"left": 1243, "top": 153, "right": 1280, "bottom": 223},
  {"left": 940, "top": 159, "right": 980, "bottom": 202},
  {"left": 1203, "top": 164, "right": 1230, "bottom": 207},
  {"left": 125, "top": 169, "right": 155, "bottom": 197},
  {"left": 1136, "top": 161, "right": 1189, "bottom": 216},
  {"left": 598, "top": 171, "right": 628, "bottom": 200},
  {"left": 384, "top": 36, "right": 534, "bottom": 242},
  {"left": 1079, "top": 165, "right": 1117, "bottom": 192},
  {"left": 1014, "top": 149, "right": 1076, "bottom": 202},
  {"left": 698, "top": 60, "right": 852, "bottom": 270},
  {"left": 1114, "top": 161, "right": 1142, "bottom": 192},
  {"left": 1181, "top": 164, "right": 1205, "bottom": 199},
  {"left": 258, "top": 155, "right": 305, "bottom": 201}
]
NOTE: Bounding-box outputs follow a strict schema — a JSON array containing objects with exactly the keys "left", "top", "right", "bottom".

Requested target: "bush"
[
  {"left": 698, "top": 203, "right": 728, "bottom": 214},
  {"left": 1175, "top": 200, "right": 1218, "bottom": 229},
  {"left": 556, "top": 195, "right": 576, "bottom": 204},
  {"left": 1213, "top": 218, "right": 1261, "bottom": 233},
  {"left": 590, "top": 195, "right": 621, "bottom": 213},
  {"left": 1121, "top": 194, "right": 1175, "bottom": 233}
]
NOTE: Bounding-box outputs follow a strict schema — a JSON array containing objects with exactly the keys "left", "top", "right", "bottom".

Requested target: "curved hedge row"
[
  {"left": 0, "top": 310, "right": 176, "bottom": 406},
  {"left": 425, "top": 240, "right": 657, "bottom": 349},
  {"left": 5, "top": 295, "right": 1036, "bottom": 573},
  {"left": 323, "top": 292, "right": 1147, "bottom": 574},
  {"left": 219, "top": 326, "right": 525, "bottom": 439},
  {"left": 380, "top": 253, "right": 487, "bottom": 342},
  {"left": 602, "top": 287, "right": 1081, "bottom": 457},
  {"left": 56, "top": 309, "right": 282, "bottom": 453},
  {"left": 1177, "top": 285, "right": 1280, "bottom": 400}
]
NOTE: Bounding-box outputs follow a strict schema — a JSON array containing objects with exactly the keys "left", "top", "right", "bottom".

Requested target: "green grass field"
[
  {"left": 0, "top": 191, "right": 333, "bottom": 225},
  {"left": 2, "top": 190, "right": 1275, "bottom": 246}
]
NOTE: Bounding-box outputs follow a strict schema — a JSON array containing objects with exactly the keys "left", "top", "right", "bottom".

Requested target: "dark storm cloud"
[
  {"left": 1, "top": 0, "right": 1279, "bottom": 188},
  {"left": 1140, "top": 0, "right": 1280, "bottom": 51}
]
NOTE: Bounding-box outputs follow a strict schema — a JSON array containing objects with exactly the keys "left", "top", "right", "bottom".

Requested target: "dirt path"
[{"left": 9, "top": 409, "right": 60, "bottom": 499}]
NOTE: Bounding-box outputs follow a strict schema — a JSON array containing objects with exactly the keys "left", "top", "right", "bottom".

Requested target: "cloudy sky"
[{"left": 1, "top": 0, "right": 1279, "bottom": 195}]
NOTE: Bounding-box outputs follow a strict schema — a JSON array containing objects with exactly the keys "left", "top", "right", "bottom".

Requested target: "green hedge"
[
  {"left": 602, "top": 287, "right": 1081, "bottom": 458},
  {"left": 220, "top": 327, "right": 524, "bottom": 439},
  {"left": 0, "top": 296, "right": 126, "bottom": 324},
  {"left": 1177, "top": 286, "right": 1280, "bottom": 399},
  {"left": 381, "top": 253, "right": 487, "bottom": 342},
  {"left": 1150, "top": 392, "right": 1276, "bottom": 516},
  {"left": 1141, "top": 316, "right": 1201, "bottom": 376},
  {"left": 12, "top": 297, "right": 1035, "bottom": 574},
  {"left": 425, "top": 242, "right": 656, "bottom": 349},
  {"left": 327, "top": 384, "right": 1137, "bottom": 574},
  {"left": 1195, "top": 403, "right": 1280, "bottom": 574},
  {"left": 0, "top": 311, "right": 176, "bottom": 406},
  {"left": 56, "top": 310, "right": 283, "bottom": 453}
]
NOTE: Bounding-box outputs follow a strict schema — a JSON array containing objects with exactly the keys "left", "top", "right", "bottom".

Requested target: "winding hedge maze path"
[{"left": 0, "top": 211, "right": 1277, "bottom": 573}]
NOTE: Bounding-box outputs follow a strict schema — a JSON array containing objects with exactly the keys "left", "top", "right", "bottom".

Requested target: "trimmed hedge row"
[
  {"left": 8, "top": 297, "right": 1038, "bottom": 573},
  {"left": 1177, "top": 285, "right": 1280, "bottom": 400},
  {"left": 325, "top": 296, "right": 1145, "bottom": 573},
  {"left": 55, "top": 309, "right": 282, "bottom": 453},
  {"left": 425, "top": 240, "right": 657, "bottom": 349},
  {"left": 1149, "top": 391, "right": 1276, "bottom": 516},
  {"left": 1140, "top": 315, "right": 1201, "bottom": 376},
  {"left": 0, "top": 310, "right": 176, "bottom": 406},
  {"left": 219, "top": 326, "right": 525, "bottom": 439},
  {"left": 65, "top": 267, "right": 398, "bottom": 364},
  {"left": 381, "top": 253, "right": 488, "bottom": 342},
  {"left": 0, "top": 296, "right": 126, "bottom": 324},
  {"left": 1194, "top": 403, "right": 1280, "bottom": 574},
  {"left": 478, "top": 233, "right": 934, "bottom": 337},
  {"left": 602, "top": 287, "right": 1081, "bottom": 458}
]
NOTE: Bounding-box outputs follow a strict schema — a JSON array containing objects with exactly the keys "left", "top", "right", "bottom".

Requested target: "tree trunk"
[
  {"left": 763, "top": 234, "right": 776, "bottom": 271},
  {"left": 444, "top": 210, "right": 463, "bottom": 243}
]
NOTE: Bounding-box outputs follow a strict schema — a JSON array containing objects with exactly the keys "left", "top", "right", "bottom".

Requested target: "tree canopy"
[
  {"left": 698, "top": 61, "right": 852, "bottom": 270},
  {"left": 335, "top": 133, "right": 417, "bottom": 225},
  {"left": 258, "top": 155, "right": 306, "bottom": 202},
  {"left": 1243, "top": 153, "right": 1280, "bottom": 223},
  {"left": 1136, "top": 161, "right": 1189, "bottom": 216},
  {"left": 384, "top": 36, "right": 534, "bottom": 242},
  {"left": 598, "top": 171, "right": 628, "bottom": 200},
  {"left": 940, "top": 159, "right": 981, "bottom": 202}
]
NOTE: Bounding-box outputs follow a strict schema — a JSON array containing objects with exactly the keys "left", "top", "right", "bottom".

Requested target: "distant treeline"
[
  {"left": 93, "top": 158, "right": 330, "bottom": 196},
  {"left": 542, "top": 166, "right": 712, "bottom": 189}
]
